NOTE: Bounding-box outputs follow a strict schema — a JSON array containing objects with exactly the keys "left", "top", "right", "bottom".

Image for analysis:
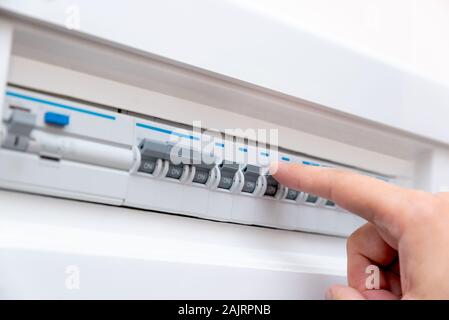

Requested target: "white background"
[{"left": 230, "top": 0, "right": 449, "bottom": 88}]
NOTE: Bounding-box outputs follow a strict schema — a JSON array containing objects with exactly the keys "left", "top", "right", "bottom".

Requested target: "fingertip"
[
  {"left": 269, "top": 160, "right": 294, "bottom": 176},
  {"left": 270, "top": 161, "right": 303, "bottom": 189},
  {"left": 269, "top": 160, "right": 280, "bottom": 175}
]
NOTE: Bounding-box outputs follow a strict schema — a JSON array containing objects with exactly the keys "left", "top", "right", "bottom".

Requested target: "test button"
[{"left": 44, "top": 112, "right": 70, "bottom": 127}]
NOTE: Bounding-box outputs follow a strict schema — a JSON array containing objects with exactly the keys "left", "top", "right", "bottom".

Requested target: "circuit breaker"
[{"left": 0, "top": 86, "right": 387, "bottom": 237}]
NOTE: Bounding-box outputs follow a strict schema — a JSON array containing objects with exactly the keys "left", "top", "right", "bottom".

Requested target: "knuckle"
[{"left": 401, "top": 190, "right": 442, "bottom": 227}]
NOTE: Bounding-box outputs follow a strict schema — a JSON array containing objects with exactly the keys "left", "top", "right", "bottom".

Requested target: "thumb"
[{"left": 325, "top": 285, "right": 365, "bottom": 300}]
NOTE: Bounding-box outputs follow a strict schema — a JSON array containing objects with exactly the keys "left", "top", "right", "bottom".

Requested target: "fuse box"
[
  {"left": 2, "top": 0, "right": 448, "bottom": 299},
  {"left": 0, "top": 86, "right": 383, "bottom": 237}
]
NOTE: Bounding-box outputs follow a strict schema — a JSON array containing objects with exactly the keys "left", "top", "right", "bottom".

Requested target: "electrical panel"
[
  {"left": 0, "top": 85, "right": 390, "bottom": 237},
  {"left": 2, "top": 0, "right": 449, "bottom": 300}
]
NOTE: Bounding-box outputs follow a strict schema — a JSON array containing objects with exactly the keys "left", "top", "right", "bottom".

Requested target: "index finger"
[{"left": 270, "top": 162, "right": 413, "bottom": 232}]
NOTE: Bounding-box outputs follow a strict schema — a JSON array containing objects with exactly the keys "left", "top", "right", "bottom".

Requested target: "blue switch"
[{"left": 44, "top": 112, "right": 70, "bottom": 127}]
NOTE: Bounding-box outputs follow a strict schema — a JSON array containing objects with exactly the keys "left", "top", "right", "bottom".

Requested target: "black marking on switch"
[{"left": 39, "top": 155, "right": 60, "bottom": 162}]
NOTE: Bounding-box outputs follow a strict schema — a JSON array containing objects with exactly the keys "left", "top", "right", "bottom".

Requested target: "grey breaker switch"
[
  {"left": 264, "top": 175, "right": 279, "bottom": 197},
  {"left": 138, "top": 139, "right": 214, "bottom": 181},
  {"left": 242, "top": 164, "right": 260, "bottom": 193},
  {"left": 192, "top": 162, "right": 215, "bottom": 184},
  {"left": 166, "top": 163, "right": 184, "bottom": 179},
  {"left": 138, "top": 139, "right": 171, "bottom": 174},
  {"left": 305, "top": 194, "right": 319, "bottom": 204},
  {"left": 139, "top": 139, "right": 173, "bottom": 162},
  {"left": 218, "top": 162, "right": 240, "bottom": 190},
  {"left": 139, "top": 158, "right": 157, "bottom": 174},
  {"left": 2, "top": 109, "right": 36, "bottom": 151},
  {"left": 139, "top": 139, "right": 201, "bottom": 163}
]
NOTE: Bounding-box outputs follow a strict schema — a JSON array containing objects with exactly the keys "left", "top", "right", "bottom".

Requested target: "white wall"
[{"left": 230, "top": 0, "right": 449, "bottom": 88}]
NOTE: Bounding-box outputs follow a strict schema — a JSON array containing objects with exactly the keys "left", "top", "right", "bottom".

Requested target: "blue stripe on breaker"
[
  {"left": 6, "top": 91, "right": 116, "bottom": 120},
  {"left": 303, "top": 160, "right": 320, "bottom": 166},
  {"left": 136, "top": 123, "right": 199, "bottom": 141}
]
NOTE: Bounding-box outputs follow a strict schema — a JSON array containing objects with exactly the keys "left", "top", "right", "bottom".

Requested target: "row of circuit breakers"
[{"left": 0, "top": 86, "right": 377, "bottom": 236}]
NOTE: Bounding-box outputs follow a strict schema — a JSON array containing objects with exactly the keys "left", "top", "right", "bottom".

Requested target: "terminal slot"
[
  {"left": 324, "top": 199, "right": 336, "bottom": 208},
  {"left": 285, "top": 189, "right": 300, "bottom": 201},
  {"left": 305, "top": 194, "right": 319, "bottom": 205}
]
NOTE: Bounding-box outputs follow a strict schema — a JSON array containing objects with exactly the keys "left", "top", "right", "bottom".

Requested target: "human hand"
[{"left": 271, "top": 162, "right": 449, "bottom": 300}]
